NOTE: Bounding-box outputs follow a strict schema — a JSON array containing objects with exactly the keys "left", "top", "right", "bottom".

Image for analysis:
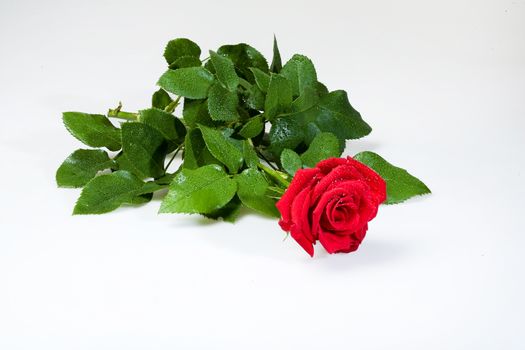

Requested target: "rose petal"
[
  {"left": 290, "top": 227, "right": 315, "bottom": 257},
  {"left": 346, "top": 156, "right": 387, "bottom": 205},
  {"left": 289, "top": 187, "right": 315, "bottom": 256},
  {"left": 316, "top": 158, "right": 348, "bottom": 174},
  {"left": 323, "top": 200, "right": 360, "bottom": 233},
  {"left": 290, "top": 187, "right": 315, "bottom": 243},
  {"left": 312, "top": 187, "right": 347, "bottom": 236},
  {"left": 276, "top": 167, "right": 320, "bottom": 230},
  {"left": 311, "top": 165, "right": 363, "bottom": 204},
  {"left": 319, "top": 225, "right": 368, "bottom": 254},
  {"left": 335, "top": 180, "right": 378, "bottom": 225}
]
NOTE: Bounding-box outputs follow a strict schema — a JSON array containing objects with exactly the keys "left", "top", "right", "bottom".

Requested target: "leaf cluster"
[{"left": 57, "top": 37, "right": 429, "bottom": 220}]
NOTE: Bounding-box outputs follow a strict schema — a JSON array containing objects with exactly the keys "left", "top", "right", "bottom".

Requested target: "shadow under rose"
[
  {"left": 313, "top": 235, "right": 409, "bottom": 270},
  {"left": 167, "top": 211, "right": 410, "bottom": 266}
]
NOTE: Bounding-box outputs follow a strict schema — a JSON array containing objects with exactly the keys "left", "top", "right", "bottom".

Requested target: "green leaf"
[
  {"left": 300, "top": 132, "right": 341, "bottom": 168},
  {"left": 265, "top": 74, "right": 293, "bottom": 120},
  {"left": 236, "top": 168, "right": 279, "bottom": 217},
  {"left": 280, "top": 54, "right": 317, "bottom": 96},
  {"left": 207, "top": 82, "right": 240, "bottom": 122},
  {"left": 270, "top": 35, "right": 282, "bottom": 73},
  {"left": 199, "top": 125, "right": 243, "bottom": 173},
  {"left": 117, "top": 122, "right": 167, "bottom": 179},
  {"left": 204, "top": 196, "right": 242, "bottom": 222},
  {"left": 139, "top": 108, "right": 186, "bottom": 152},
  {"left": 245, "top": 84, "right": 265, "bottom": 111},
  {"left": 182, "top": 129, "right": 221, "bottom": 169},
  {"left": 268, "top": 117, "right": 304, "bottom": 156},
  {"left": 314, "top": 90, "right": 371, "bottom": 141},
  {"left": 157, "top": 67, "right": 214, "bottom": 99},
  {"left": 154, "top": 172, "right": 178, "bottom": 185},
  {"left": 128, "top": 181, "right": 169, "bottom": 205},
  {"left": 56, "top": 149, "right": 115, "bottom": 188},
  {"left": 183, "top": 98, "right": 213, "bottom": 128},
  {"left": 315, "top": 82, "right": 329, "bottom": 96},
  {"left": 291, "top": 85, "right": 319, "bottom": 113},
  {"left": 216, "top": 43, "right": 269, "bottom": 82},
  {"left": 209, "top": 50, "right": 239, "bottom": 92},
  {"left": 280, "top": 148, "right": 302, "bottom": 176},
  {"left": 164, "top": 38, "right": 201, "bottom": 65},
  {"left": 138, "top": 181, "right": 168, "bottom": 195},
  {"left": 73, "top": 170, "right": 145, "bottom": 214},
  {"left": 242, "top": 140, "right": 259, "bottom": 168},
  {"left": 62, "top": 112, "right": 121, "bottom": 151},
  {"left": 159, "top": 164, "right": 237, "bottom": 214},
  {"left": 271, "top": 90, "right": 371, "bottom": 156},
  {"left": 353, "top": 151, "right": 431, "bottom": 204},
  {"left": 168, "top": 56, "right": 202, "bottom": 69},
  {"left": 249, "top": 67, "right": 270, "bottom": 92},
  {"left": 152, "top": 88, "right": 173, "bottom": 110},
  {"left": 238, "top": 115, "right": 264, "bottom": 139}
]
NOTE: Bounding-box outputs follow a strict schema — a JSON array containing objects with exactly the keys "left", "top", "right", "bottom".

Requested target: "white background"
[{"left": 1, "top": 0, "right": 524, "bottom": 348}]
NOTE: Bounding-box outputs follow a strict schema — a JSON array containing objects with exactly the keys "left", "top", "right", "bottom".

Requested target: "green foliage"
[
  {"left": 280, "top": 148, "right": 302, "bottom": 176},
  {"left": 238, "top": 115, "right": 264, "bottom": 139},
  {"left": 139, "top": 108, "right": 186, "bottom": 152},
  {"left": 270, "top": 35, "right": 282, "bottom": 73},
  {"left": 249, "top": 67, "right": 270, "bottom": 92},
  {"left": 62, "top": 112, "right": 121, "bottom": 151},
  {"left": 242, "top": 140, "right": 259, "bottom": 168},
  {"left": 300, "top": 132, "right": 341, "bottom": 168},
  {"left": 354, "top": 151, "right": 431, "bottom": 204},
  {"left": 151, "top": 88, "right": 173, "bottom": 109},
  {"left": 207, "top": 82, "right": 240, "bottom": 122},
  {"left": 199, "top": 125, "right": 243, "bottom": 173},
  {"left": 315, "top": 90, "right": 371, "bottom": 141},
  {"left": 265, "top": 74, "right": 293, "bottom": 120},
  {"left": 183, "top": 98, "right": 213, "bottom": 128},
  {"left": 280, "top": 54, "right": 317, "bottom": 96},
  {"left": 182, "top": 129, "right": 220, "bottom": 169},
  {"left": 73, "top": 171, "right": 148, "bottom": 214},
  {"left": 56, "top": 149, "right": 115, "bottom": 188},
  {"left": 164, "top": 38, "right": 201, "bottom": 65},
  {"left": 58, "top": 36, "right": 428, "bottom": 220},
  {"left": 216, "top": 43, "right": 268, "bottom": 82},
  {"left": 118, "top": 122, "right": 167, "bottom": 179},
  {"left": 158, "top": 67, "right": 214, "bottom": 99},
  {"left": 169, "top": 56, "right": 202, "bottom": 69},
  {"left": 209, "top": 50, "right": 239, "bottom": 92},
  {"left": 236, "top": 168, "right": 280, "bottom": 217},
  {"left": 159, "top": 164, "right": 237, "bottom": 214}
]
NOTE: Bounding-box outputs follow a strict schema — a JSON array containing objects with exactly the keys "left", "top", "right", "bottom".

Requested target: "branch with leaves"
[{"left": 56, "top": 37, "right": 430, "bottom": 225}]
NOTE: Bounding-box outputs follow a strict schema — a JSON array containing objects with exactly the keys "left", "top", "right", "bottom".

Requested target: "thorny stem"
[
  {"left": 107, "top": 102, "right": 138, "bottom": 120},
  {"left": 164, "top": 143, "right": 184, "bottom": 172},
  {"left": 254, "top": 146, "right": 278, "bottom": 171},
  {"left": 258, "top": 163, "right": 290, "bottom": 188}
]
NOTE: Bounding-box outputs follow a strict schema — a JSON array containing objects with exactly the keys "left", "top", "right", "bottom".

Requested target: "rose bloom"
[{"left": 276, "top": 157, "right": 386, "bottom": 256}]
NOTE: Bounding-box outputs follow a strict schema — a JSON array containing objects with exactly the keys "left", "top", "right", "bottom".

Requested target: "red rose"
[{"left": 276, "top": 157, "right": 387, "bottom": 256}]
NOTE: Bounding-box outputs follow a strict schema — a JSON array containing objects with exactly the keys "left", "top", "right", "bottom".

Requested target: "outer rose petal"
[
  {"left": 276, "top": 167, "right": 320, "bottom": 231},
  {"left": 290, "top": 226, "right": 315, "bottom": 257},
  {"left": 345, "top": 157, "right": 387, "bottom": 205},
  {"left": 290, "top": 187, "right": 315, "bottom": 243},
  {"left": 316, "top": 157, "right": 348, "bottom": 174},
  {"left": 319, "top": 225, "right": 368, "bottom": 254}
]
